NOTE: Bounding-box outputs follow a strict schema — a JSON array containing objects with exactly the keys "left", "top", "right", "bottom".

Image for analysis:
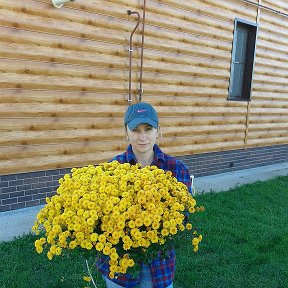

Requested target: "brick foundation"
[
  {"left": 178, "top": 144, "right": 288, "bottom": 177},
  {"left": 0, "top": 144, "right": 287, "bottom": 212}
]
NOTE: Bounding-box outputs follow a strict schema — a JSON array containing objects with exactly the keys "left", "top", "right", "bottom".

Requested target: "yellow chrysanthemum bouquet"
[{"left": 32, "top": 161, "right": 204, "bottom": 281}]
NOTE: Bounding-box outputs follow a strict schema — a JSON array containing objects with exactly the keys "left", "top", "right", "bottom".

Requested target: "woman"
[{"left": 97, "top": 102, "right": 192, "bottom": 288}]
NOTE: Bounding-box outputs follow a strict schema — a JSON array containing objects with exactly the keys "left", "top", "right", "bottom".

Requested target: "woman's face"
[{"left": 126, "top": 123, "right": 159, "bottom": 154}]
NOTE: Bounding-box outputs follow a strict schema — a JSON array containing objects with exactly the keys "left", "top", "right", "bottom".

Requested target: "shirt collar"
[
  {"left": 153, "top": 144, "right": 165, "bottom": 163},
  {"left": 125, "top": 144, "right": 137, "bottom": 164},
  {"left": 125, "top": 144, "right": 165, "bottom": 165}
]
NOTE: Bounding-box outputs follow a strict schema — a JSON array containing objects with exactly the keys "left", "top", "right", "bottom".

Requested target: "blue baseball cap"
[{"left": 124, "top": 102, "right": 159, "bottom": 130}]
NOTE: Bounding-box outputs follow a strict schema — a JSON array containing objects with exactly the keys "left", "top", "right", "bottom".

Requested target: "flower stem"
[{"left": 85, "top": 259, "right": 97, "bottom": 288}]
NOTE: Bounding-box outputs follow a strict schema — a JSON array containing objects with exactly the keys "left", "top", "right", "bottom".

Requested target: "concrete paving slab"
[
  {"left": 0, "top": 162, "right": 287, "bottom": 243},
  {"left": 194, "top": 162, "right": 288, "bottom": 194},
  {"left": 0, "top": 205, "right": 44, "bottom": 242}
]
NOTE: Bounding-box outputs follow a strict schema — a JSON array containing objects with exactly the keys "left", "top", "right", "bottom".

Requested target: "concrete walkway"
[
  {"left": 0, "top": 162, "right": 287, "bottom": 243},
  {"left": 193, "top": 162, "right": 288, "bottom": 194}
]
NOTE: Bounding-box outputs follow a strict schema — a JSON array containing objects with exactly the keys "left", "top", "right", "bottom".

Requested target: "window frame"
[{"left": 228, "top": 18, "right": 258, "bottom": 101}]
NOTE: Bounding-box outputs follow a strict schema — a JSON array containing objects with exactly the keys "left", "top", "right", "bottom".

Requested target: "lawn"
[{"left": 0, "top": 176, "right": 287, "bottom": 288}]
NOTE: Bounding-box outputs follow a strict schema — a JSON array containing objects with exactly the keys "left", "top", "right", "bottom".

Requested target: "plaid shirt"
[{"left": 96, "top": 144, "right": 192, "bottom": 288}]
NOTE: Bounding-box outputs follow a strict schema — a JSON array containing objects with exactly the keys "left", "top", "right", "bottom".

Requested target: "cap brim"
[{"left": 127, "top": 118, "right": 158, "bottom": 130}]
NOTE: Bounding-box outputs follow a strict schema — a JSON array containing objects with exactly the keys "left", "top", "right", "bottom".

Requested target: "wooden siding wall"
[
  {"left": 0, "top": 0, "right": 287, "bottom": 175},
  {"left": 251, "top": 0, "right": 288, "bottom": 147}
]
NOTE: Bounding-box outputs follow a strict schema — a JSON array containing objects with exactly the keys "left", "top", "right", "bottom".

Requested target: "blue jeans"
[{"left": 104, "top": 264, "right": 173, "bottom": 288}]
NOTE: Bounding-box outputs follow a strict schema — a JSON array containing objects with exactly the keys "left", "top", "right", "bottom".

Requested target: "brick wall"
[
  {"left": 0, "top": 168, "right": 70, "bottom": 212},
  {"left": 0, "top": 144, "right": 287, "bottom": 212},
  {"left": 178, "top": 144, "right": 288, "bottom": 177}
]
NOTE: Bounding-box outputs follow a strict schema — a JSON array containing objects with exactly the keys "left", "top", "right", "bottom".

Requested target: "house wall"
[{"left": 0, "top": 0, "right": 287, "bottom": 210}]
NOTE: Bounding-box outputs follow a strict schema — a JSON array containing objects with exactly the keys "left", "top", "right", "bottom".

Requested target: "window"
[{"left": 228, "top": 18, "right": 258, "bottom": 101}]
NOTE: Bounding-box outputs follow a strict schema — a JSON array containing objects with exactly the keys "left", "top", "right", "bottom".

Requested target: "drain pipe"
[
  {"left": 138, "top": 0, "right": 147, "bottom": 102},
  {"left": 127, "top": 10, "right": 140, "bottom": 105},
  {"left": 238, "top": 0, "right": 288, "bottom": 18}
]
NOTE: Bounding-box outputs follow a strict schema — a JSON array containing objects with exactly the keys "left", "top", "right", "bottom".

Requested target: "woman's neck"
[{"left": 133, "top": 149, "right": 154, "bottom": 167}]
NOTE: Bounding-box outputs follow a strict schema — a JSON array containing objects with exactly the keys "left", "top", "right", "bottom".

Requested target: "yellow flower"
[
  {"left": 163, "top": 221, "right": 170, "bottom": 229},
  {"left": 133, "top": 230, "right": 142, "bottom": 240},
  {"left": 83, "top": 276, "right": 91, "bottom": 282},
  {"left": 107, "top": 226, "right": 113, "bottom": 234},
  {"left": 143, "top": 216, "right": 152, "bottom": 227},
  {"left": 128, "top": 259, "right": 135, "bottom": 267},
  {"left": 112, "top": 231, "right": 120, "bottom": 239},
  {"left": 96, "top": 242, "right": 104, "bottom": 251},
  {"left": 110, "top": 252, "right": 119, "bottom": 261},
  {"left": 179, "top": 224, "right": 185, "bottom": 231},
  {"left": 55, "top": 247, "right": 62, "bottom": 255},
  {"left": 175, "top": 217, "right": 183, "bottom": 225},
  {"left": 122, "top": 235, "right": 131, "bottom": 243},
  {"left": 119, "top": 258, "right": 129, "bottom": 268},
  {"left": 169, "top": 227, "right": 177, "bottom": 235},
  {"left": 98, "top": 234, "right": 106, "bottom": 243},
  {"left": 109, "top": 272, "right": 115, "bottom": 279},
  {"left": 86, "top": 242, "right": 93, "bottom": 250},
  {"left": 117, "top": 221, "right": 125, "bottom": 230},
  {"left": 128, "top": 220, "right": 135, "bottom": 229},
  {"left": 76, "top": 232, "right": 84, "bottom": 242},
  {"left": 83, "top": 211, "right": 90, "bottom": 219},
  {"left": 33, "top": 161, "right": 203, "bottom": 278},
  {"left": 192, "top": 237, "right": 199, "bottom": 246},
  {"left": 103, "top": 245, "right": 111, "bottom": 255},
  {"left": 69, "top": 241, "right": 77, "bottom": 249},
  {"left": 50, "top": 245, "right": 57, "bottom": 254},
  {"left": 152, "top": 222, "right": 160, "bottom": 230},
  {"left": 159, "top": 238, "right": 166, "bottom": 245},
  {"left": 110, "top": 265, "right": 118, "bottom": 273},
  {"left": 161, "top": 229, "right": 169, "bottom": 236},
  {"left": 186, "top": 223, "right": 192, "bottom": 230},
  {"left": 189, "top": 207, "right": 195, "bottom": 213},
  {"left": 135, "top": 218, "right": 143, "bottom": 227},
  {"left": 90, "top": 233, "right": 98, "bottom": 242},
  {"left": 47, "top": 251, "right": 53, "bottom": 260},
  {"left": 86, "top": 218, "right": 95, "bottom": 226},
  {"left": 77, "top": 209, "right": 84, "bottom": 216},
  {"left": 123, "top": 243, "right": 132, "bottom": 250}
]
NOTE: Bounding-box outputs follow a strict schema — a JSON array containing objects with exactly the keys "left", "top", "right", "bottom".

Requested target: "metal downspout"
[
  {"left": 244, "top": 0, "right": 261, "bottom": 149},
  {"left": 238, "top": 0, "right": 288, "bottom": 18},
  {"left": 138, "top": 0, "right": 147, "bottom": 102},
  {"left": 127, "top": 10, "right": 140, "bottom": 105}
]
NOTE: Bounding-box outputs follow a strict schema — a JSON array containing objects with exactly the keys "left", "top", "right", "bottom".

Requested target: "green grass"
[
  {"left": 0, "top": 176, "right": 287, "bottom": 288},
  {"left": 176, "top": 175, "right": 288, "bottom": 288}
]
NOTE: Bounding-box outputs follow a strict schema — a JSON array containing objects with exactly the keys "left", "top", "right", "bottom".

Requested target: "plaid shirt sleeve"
[
  {"left": 174, "top": 161, "right": 192, "bottom": 194},
  {"left": 152, "top": 145, "right": 192, "bottom": 194}
]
